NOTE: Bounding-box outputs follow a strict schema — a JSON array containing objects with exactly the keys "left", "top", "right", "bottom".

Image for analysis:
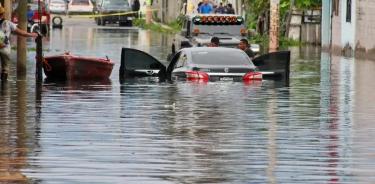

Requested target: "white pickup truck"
[{"left": 175, "top": 14, "right": 260, "bottom": 53}]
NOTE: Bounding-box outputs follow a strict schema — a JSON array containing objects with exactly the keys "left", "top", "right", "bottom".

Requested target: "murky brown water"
[{"left": 1, "top": 17, "right": 375, "bottom": 183}]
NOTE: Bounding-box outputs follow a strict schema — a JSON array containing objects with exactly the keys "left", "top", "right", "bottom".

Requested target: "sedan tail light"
[
  {"left": 243, "top": 72, "right": 263, "bottom": 81},
  {"left": 185, "top": 71, "right": 209, "bottom": 81}
]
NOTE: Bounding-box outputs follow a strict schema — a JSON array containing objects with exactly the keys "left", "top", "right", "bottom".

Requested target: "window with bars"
[{"left": 346, "top": 0, "right": 352, "bottom": 22}]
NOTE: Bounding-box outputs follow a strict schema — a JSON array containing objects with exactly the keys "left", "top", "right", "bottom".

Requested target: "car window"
[
  {"left": 102, "top": 0, "right": 129, "bottom": 6},
  {"left": 191, "top": 50, "right": 254, "bottom": 66},
  {"left": 72, "top": 0, "right": 90, "bottom": 5},
  {"left": 175, "top": 54, "right": 187, "bottom": 68},
  {"left": 51, "top": 0, "right": 65, "bottom": 4},
  {"left": 122, "top": 48, "right": 164, "bottom": 70}
]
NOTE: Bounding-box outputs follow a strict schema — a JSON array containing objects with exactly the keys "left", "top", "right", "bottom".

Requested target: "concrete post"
[
  {"left": 145, "top": 0, "right": 152, "bottom": 24},
  {"left": 3, "top": 0, "right": 12, "bottom": 20},
  {"left": 269, "top": 0, "right": 280, "bottom": 52},
  {"left": 17, "top": 0, "right": 28, "bottom": 79}
]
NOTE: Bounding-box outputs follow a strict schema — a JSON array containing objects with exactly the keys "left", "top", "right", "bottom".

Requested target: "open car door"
[
  {"left": 119, "top": 48, "right": 168, "bottom": 81},
  {"left": 252, "top": 51, "right": 290, "bottom": 83}
]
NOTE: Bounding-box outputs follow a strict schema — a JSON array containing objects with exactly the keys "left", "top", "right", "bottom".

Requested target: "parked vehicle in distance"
[
  {"left": 120, "top": 47, "right": 290, "bottom": 83},
  {"left": 49, "top": 0, "right": 67, "bottom": 14},
  {"left": 68, "top": 0, "right": 94, "bottom": 14},
  {"left": 93, "top": 0, "right": 133, "bottom": 26}
]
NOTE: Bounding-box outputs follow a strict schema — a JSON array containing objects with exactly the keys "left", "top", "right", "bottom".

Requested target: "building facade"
[{"left": 322, "top": 0, "right": 375, "bottom": 58}]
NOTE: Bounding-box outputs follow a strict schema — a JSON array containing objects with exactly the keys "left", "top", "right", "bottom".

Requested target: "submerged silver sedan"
[
  {"left": 120, "top": 47, "right": 290, "bottom": 83},
  {"left": 168, "top": 47, "right": 261, "bottom": 82}
]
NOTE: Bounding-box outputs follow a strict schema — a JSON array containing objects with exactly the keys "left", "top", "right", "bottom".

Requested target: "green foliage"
[
  {"left": 244, "top": 0, "right": 321, "bottom": 12},
  {"left": 244, "top": 0, "right": 321, "bottom": 46},
  {"left": 167, "top": 15, "right": 184, "bottom": 31},
  {"left": 279, "top": 36, "right": 304, "bottom": 47},
  {"left": 295, "top": 0, "right": 322, "bottom": 9},
  {"left": 133, "top": 18, "right": 181, "bottom": 34},
  {"left": 249, "top": 34, "right": 304, "bottom": 48},
  {"left": 244, "top": 0, "right": 321, "bottom": 25},
  {"left": 249, "top": 34, "right": 269, "bottom": 45}
]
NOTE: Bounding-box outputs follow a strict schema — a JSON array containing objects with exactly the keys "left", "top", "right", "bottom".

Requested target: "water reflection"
[
  {"left": 118, "top": 80, "right": 290, "bottom": 183},
  {"left": 0, "top": 80, "right": 28, "bottom": 183},
  {"left": 44, "top": 79, "right": 112, "bottom": 91}
]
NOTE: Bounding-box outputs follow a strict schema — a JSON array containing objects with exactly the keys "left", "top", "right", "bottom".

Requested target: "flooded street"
[{"left": 1, "top": 17, "right": 375, "bottom": 183}]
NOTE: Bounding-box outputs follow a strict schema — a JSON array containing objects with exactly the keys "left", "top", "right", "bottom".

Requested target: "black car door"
[
  {"left": 119, "top": 47, "right": 167, "bottom": 81},
  {"left": 171, "top": 52, "right": 189, "bottom": 80}
]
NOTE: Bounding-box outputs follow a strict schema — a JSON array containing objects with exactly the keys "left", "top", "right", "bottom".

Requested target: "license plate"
[{"left": 220, "top": 77, "right": 233, "bottom": 81}]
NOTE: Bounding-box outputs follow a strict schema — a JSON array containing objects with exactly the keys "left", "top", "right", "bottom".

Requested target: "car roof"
[
  {"left": 180, "top": 47, "right": 243, "bottom": 54},
  {"left": 50, "top": 0, "right": 66, "bottom": 2}
]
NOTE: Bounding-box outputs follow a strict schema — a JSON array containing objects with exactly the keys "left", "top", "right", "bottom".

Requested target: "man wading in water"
[{"left": 0, "top": 6, "right": 38, "bottom": 81}]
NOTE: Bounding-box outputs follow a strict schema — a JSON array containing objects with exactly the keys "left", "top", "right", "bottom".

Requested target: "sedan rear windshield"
[
  {"left": 191, "top": 50, "right": 253, "bottom": 66},
  {"left": 102, "top": 0, "right": 129, "bottom": 6},
  {"left": 51, "top": 0, "right": 65, "bottom": 4},
  {"left": 72, "top": 0, "right": 90, "bottom": 5}
]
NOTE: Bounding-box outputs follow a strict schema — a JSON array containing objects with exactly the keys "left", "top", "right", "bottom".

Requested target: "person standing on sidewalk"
[{"left": 0, "top": 6, "right": 38, "bottom": 81}]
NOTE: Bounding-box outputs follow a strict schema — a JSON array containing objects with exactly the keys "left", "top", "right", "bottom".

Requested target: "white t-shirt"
[{"left": 0, "top": 20, "right": 17, "bottom": 52}]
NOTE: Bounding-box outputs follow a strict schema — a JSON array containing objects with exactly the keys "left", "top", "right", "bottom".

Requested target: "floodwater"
[{"left": 1, "top": 18, "right": 375, "bottom": 183}]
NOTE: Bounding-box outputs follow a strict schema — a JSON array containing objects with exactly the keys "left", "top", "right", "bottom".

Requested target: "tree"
[{"left": 244, "top": 0, "right": 321, "bottom": 33}]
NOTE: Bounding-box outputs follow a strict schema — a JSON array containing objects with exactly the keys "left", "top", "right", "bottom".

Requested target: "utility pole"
[
  {"left": 145, "top": 0, "right": 152, "bottom": 24},
  {"left": 3, "top": 0, "right": 11, "bottom": 20},
  {"left": 35, "top": 0, "right": 43, "bottom": 83},
  {"left": 17, "top": 0, "right": 28, "bottom": 79},
  {"left": 269, "top": 0, "right": 280, "bottom": 52}
]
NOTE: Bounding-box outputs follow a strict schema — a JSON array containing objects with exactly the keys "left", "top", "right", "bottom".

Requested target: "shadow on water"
[{"left": 43, "top": 78, "right": 113, "bottom": 91}]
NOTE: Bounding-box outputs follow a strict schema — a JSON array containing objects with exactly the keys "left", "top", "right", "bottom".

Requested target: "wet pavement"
[{"left": 0, "top": 17, "right": 375, "bottom": 183}]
